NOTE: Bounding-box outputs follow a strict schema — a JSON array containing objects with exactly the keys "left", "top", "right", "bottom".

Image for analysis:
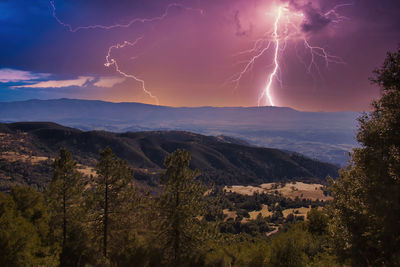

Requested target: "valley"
[{"left": 0, "top": 99, "right": 359, "bottom": 165}]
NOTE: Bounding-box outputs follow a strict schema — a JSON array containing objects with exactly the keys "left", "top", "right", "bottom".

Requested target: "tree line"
[
  {"left": 0, "top": 147, "right": 214, "bottom": 266},
  {"left": 0, "top": 146, "right": 333, "bottom": 266}
]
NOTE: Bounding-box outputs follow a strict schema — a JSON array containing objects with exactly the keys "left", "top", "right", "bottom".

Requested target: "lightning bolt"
[
  {"left": 49, "top": 0, "right": 203, "bottom": 105},
  {"left": 260, "top": 6, "right": 282, "bottom": 106},
  {"left": 105, "top": 38, "right": 159, "bottom": 104},
  {"left": 50, "top": 1, "right": 203, "bottom": 33},
  {"left": 228, "top": 2, "right": 350, "bottom": 107}
]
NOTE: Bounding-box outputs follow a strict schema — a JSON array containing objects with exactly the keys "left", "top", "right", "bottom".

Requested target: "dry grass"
[
  {"left": 224, "top": 182, "right": 331, "bottom": 201},
  {"left": 223, "top": 209, "right": 237, "bottom": 221},
  {"left": 264, "top": 182, "right": 331, "bottom": 201},
  {"left": 248, "top": 204, "right": 273, "bottom": 220},
  {"left": 0, "top": 151, "right": 98, "bottom": 178},
  {"left": 0, "top": 151, "right": 49, "bottom": 164},
  {"left": 76, "top": 164, "right": 97, "bottom": 177},
  {"left": 224, "top": 185, "right": 265, "bottom": 195},
  {"left": 0, "top": 132, "right": 29, "bottom": 151},
  {"left": 282, "top": 206, "right": 312, "bottom": 219}
]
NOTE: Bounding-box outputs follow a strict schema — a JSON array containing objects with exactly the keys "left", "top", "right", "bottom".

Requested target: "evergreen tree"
[
  {"left": 307, "top": 208, "right": 328, "bottom": 236},
  {"left": 90, "top": 146, "right": 136, "bottom": 261},
  {"left": 11, "top": 186, "right": 51, "bottom": 246},
  {"left": 329, "top": 47, "right": 400, "bottom": 265},
  {"left": 0, "top": 188, "right": 58, "bottom": 266},
  {"left": 0, "top": 192, "right": 41, "bottom": 266},
  {"left": 158, "top": 149, "right": 207, "bottom": 266},
  {"left": 266, "top": 224, "right": 311, "bottom": 267},
  {"left": 46, "top": 148, "right": 86, "bottom": 266}
]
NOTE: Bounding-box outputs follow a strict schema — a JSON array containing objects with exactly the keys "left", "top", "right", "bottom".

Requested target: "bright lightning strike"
[
  {"left": 262, "top": 6, "right": 283, "bottom": 106},
  {"left": 50, "top": 0, "right": 203, "bottom": 105},
  {"left": 228, "top": 2, "right": 350, "bottom": 107}
]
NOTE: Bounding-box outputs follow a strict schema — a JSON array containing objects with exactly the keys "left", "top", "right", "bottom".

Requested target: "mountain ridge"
[{"left": 0, "top": 122, "right": 339, "bottom": 190}]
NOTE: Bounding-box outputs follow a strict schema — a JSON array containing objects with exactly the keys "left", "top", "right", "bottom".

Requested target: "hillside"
[
  {"left": 0, "top": 99, "right": 359, "bottom": 165},
  {"left": 0, "top": 122, "right": 338, "bottom": 190}
]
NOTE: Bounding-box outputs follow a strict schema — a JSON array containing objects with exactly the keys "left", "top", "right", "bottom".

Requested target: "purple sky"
[{"left": 0, "top": 0, "right": 399, "bottom": 111}]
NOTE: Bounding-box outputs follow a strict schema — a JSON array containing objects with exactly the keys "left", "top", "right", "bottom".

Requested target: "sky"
[{"left": 0, "top": 0, "right": 399, "bottom": 111}]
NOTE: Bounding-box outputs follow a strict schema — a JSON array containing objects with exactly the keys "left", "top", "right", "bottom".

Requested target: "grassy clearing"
[
  {"left": 282, "top": 206, "right": 312, "bottom": 219},
  {"left": 248, "top": 204, "right": 273, "bottom": 220},
  {"left": 223, "top": 209, "right": 237, "bottom": 221},
  {"left": 224, "top": 182, "right": 331, "bottom": 201},
  {"left": 0, "top": 151, "right": 98, "bottom": 178},
  {"left": 0, "top": 151, "right": 49, "bottom": 164},
  {"left": 76, "top": 164, "right": 97, "bottom": 177},
  {"left": 224, "top": 185, "right": 265, "bottom": 195}
]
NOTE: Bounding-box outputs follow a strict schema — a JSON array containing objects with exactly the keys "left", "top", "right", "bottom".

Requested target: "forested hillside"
[{"left": 0, "top": 122, "right": 338, "bottom": 190}]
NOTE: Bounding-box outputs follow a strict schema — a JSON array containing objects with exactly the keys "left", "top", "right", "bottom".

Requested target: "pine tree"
[
  {"left": 158, "top": 149, "right": 207, "bottom": 266},
  {"left": 329, "top": 47, "right": 400, "bottom": 265},
  {"left": 0, "top": 188, "right": 58, "bottom": 266},
  {"left": 90, "top": 147, "right": 135, "bottom": 261},
  {"left": 46, "top": 148, "right": 86, "bottom": 266}
]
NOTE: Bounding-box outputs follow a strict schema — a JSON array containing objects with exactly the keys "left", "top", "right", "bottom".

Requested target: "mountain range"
[{"left": 0, "top": 98, "right": 360, "bottom": 165}]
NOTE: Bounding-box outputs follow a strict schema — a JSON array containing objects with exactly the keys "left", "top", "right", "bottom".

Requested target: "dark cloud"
[
  {"left": 300, "top": 3, "right": 331, "bottom": 32},
  {"left": 285, "top": 0, "right": 331, "bottom": 33},
  {"left": 288, "top": 0, "right": 400, "bottom": 33}
]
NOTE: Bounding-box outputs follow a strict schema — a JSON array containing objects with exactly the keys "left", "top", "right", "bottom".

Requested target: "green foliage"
[
  {"left": 223, "top": 191, "right": 325, "bottom": 212},
  {"left": 266, "top": 223, "right": 311, "bottom": 267},
  {"left": 90, "top": 146, "right": 136, "bottom": 262},
  {"left": 158, "top": 149, "right": 208, "bottom": 266},
  {"left": 11, "top": 186, "right": 51, "bottom": 242},
  {"left": 0, "top": 147, "right": 342, "bottom": 266},
  {"left": 220, "top": 216, "right": 271, "bottom": 236},
  {"left": 0, "top": 188, "right": 58, "bottom": 266},
  {"left": 207, "top": 236, "right": 269, "bottom": 267},
  {"left": 206, "top": 213, "right": 338, "bottom": 267},
  {"left": 0, "top": 192, "right": 41, "bottom": 266},
  {"left": 329, "top": 47, "right": 400, "bottom": 266},
  {"left": 46, "top": 147, "right": 88, "bottom": 266},
  {"left": 307, "top": 208, "right": 328, "bottom": 236},
  {"left": 266, "top": 218, "right": 339, "bottom": 267}
]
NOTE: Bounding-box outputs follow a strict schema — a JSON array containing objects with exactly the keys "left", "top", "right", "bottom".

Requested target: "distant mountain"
[
  {"left": 0, "top": 98, "right": 360, "bottom": 165},
  {"left": 0, "top": 122, "right": 338, "bottom": 190}
]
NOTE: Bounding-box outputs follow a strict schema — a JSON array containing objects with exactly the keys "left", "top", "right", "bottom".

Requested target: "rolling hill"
[{"left": 0, "top": 122, "right": 339, "bottom": 190}]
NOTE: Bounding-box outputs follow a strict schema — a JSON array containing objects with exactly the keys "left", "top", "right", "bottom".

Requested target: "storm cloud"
[
  {"left": 284, "top": 0, "right": 332, "bottom": 33},
  {"left": 0, "top": 0, "right": 399, "bottom": 111}
]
